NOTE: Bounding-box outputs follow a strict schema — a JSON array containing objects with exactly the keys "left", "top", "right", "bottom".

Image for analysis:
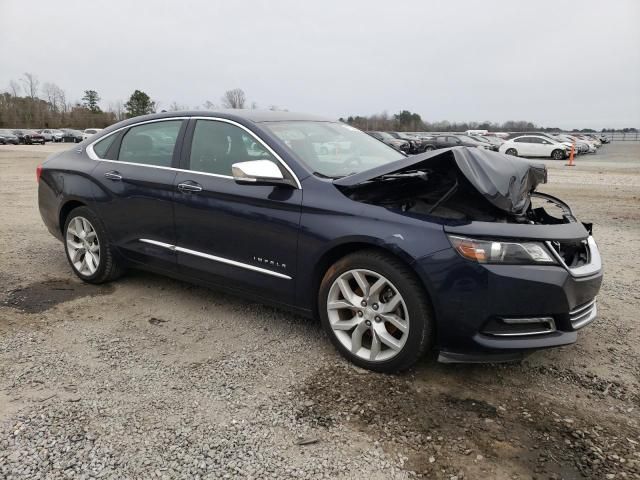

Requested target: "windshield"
[
  {"left": 458, "top": 135, "right": 483, "bottom": 145},
  {"left": 374, "top": 131, "right": 394, "bottom": 140},
  {"left": 261, "top": 121, "right": 405, "bottom": 178},
  {"left": 469, "top": 135, "right": 491, "bottom": 143}
]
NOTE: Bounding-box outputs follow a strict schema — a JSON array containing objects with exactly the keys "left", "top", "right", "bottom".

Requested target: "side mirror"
[{"left": 232, "top": 160, "right": 294, "bottom": 187}]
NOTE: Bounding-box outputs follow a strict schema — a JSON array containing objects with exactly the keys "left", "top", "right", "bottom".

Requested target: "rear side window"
[
  {"left": 92, "top": 134, "right": 117, "bottom": 159},
  {"left": 118, "top": 120, "right": 183, "bottom": 167},
  {"left": 189, "top": 120, "right": 276, "bottom": 176}
]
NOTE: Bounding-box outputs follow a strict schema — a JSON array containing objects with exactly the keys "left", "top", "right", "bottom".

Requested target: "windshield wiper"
[{"left": 375, "top": 170, "right": 428, "bottom": 181}]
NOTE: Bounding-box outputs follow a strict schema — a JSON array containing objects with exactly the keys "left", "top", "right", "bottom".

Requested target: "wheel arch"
[
  {"left": 310, "top": 239, "right": 436, "bottom": 322},
  {"left": 58, "top": 199, "right": 87, "bottom": 235}
]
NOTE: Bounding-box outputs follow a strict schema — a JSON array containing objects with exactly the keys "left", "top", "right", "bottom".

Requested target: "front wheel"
[
  {"left": 319, "top": 250, "right": 433, "bottom": 373},
  {"left": 425, "top": 145, "right": 435, "bottom": 151},
  {"left": 551, "top": 149, "right": 565, "bottom": 160},
  {"left": 505, "top": 148, "right": 518, "bottom": 156},
  {"left": 64, "top": 206, "right": 123, "bottom": 284}
]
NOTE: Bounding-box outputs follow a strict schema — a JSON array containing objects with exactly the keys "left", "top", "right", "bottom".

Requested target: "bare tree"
[
  {"left": 42, "top": 82, "right": 58, "bottom": 110},
  {"left": 58, "top": 88, "right": 69, "bottom": 113},
  {"left": 8, "top": 80, "right": 21, "bottom": 97},
  {"left": 108, "top": 100, "right": 126, "bottom": 121},
  {"left": 43, "top": 82, "right": 67, "bottom": 112},
  {"left": 21, "top": 72, "right": 40, "bottom": 99},
  {"left": 221, "top": 88, "right": 246, "bottom": 109},
  {"left": 169, "top": 101, "right": 189, "bottom": 111},
  {"left": 202, "top": 100, "right": 216, "bottom": 110}
]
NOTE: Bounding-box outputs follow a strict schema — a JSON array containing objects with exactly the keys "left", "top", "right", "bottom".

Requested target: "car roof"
[{"left": 511, "top": 135, "right": 554, "bottom": 139}]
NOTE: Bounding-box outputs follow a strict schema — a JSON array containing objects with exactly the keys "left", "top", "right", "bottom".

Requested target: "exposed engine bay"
[{"left": 335, "top": 147, "right": 578, "bottom": 226}]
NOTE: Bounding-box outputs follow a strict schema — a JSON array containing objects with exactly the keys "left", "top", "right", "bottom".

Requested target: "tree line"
[
  {"left": 0, "top": 73, "right": 272, "bottom": 129},
  {"left": 1, "top": 74, "right": 634, "bottom": 132},
  {"left": 341, "top": 111, "right": 635, "bottom": 133}
]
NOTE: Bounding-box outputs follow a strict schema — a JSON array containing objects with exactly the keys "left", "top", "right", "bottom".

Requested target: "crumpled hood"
[{"left": 333, "top": 147, "right": 547, "bottom": 215}]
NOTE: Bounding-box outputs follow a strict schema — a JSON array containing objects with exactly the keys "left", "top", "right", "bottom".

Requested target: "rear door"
[
  {"left": 90, "top": 118, "right": 187, "bottom": 271},
  {"left": 172, "top": 118, "right": 302, "bottom": 304}
]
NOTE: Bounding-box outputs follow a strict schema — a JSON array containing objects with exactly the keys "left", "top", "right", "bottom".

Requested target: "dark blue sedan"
[{"left": 37, "top": 110, "right": 602, "bottom": 372}]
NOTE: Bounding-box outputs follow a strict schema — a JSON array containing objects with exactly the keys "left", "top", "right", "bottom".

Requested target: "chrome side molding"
[{"left": 139, "top": 239, "right": 292, "bottom": 280}]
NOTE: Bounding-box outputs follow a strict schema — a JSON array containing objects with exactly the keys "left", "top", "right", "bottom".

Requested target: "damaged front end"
[
  {"left": 335, "top": 147, "right": 599, "bottom": 274},
  {"left": 336, "top": 147, "right": 603, "bottom": 360}
]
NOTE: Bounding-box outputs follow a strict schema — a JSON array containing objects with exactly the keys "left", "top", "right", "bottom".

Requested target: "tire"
[
  {"left": 63, "top": 206, "right": 124, "bottom": 284},
  {"left": 425, "top": 145, "right": 435, "bottom": 151},
  {"left": 318, "top": 249, "right": 433, "bottom": 373},
  {"left": 505, "top": 148, "right": 518, "bottom": 156},
  {"left": 551, "top": 149, "right": 564, "bottom": 160}
]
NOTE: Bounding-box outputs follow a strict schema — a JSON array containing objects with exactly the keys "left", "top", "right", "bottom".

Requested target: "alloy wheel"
[
  {"left": 66, "top": 216, "right": 100, "bottom": 276},
  {"left": 327, "top": 269, "right": 409, "bottom": 362}
]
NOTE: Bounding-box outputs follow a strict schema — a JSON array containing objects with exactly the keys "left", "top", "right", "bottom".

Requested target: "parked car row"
[
  {"left": 0, "top": 128, "right": 103, "bottom": 145},
  {"left": 0, "top": 129, "right": 46, "bottom": 145},
  {"left": 365, "top": 129, "right": 607, "bottom": 161}
]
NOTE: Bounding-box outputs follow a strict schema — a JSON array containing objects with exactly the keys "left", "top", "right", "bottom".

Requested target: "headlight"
[{"left": 447, "top": 235, "right": 557, "bottom": 265}]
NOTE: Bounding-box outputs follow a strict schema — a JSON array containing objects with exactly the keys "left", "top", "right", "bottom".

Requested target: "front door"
[
  {"left": 173, "top": 118, "right": 302, "bottom": 305},
  {"left": 91, "top": 118, "right": 186, "bottom": 271}
]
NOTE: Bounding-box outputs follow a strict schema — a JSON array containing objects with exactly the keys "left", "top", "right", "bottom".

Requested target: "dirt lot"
[{"left": 0, "top": 142, "right": 638, "bottom": 479}]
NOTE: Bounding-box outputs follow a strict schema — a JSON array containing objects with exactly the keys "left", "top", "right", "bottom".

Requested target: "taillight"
[{"left": 36, "top": 164, "right": 42, "bottom": 183}]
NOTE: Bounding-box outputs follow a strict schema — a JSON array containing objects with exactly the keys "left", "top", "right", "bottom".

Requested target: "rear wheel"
[
  {"left": 319, "top": 250, "right": 433, "bottom": 373},
  {"left": 505, "top": 148, "right": 518, "bottom": 156},
  {"left": 551, "top": 149, "right": 565, "bottom": 160},
  {"left": 63, "top": 206, "right": 123, "bottom": 284}
]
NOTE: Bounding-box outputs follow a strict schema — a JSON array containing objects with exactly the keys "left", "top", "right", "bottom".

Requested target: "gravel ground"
[{"left": 0, "top": 142, "right": 638, "bottom": 479}]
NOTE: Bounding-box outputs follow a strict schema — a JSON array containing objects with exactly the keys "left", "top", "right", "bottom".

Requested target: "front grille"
[{"left": 570, "top": 298, "right": 597, "bottom": 329}]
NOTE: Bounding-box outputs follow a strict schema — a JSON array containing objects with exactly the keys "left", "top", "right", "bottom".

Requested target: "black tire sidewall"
[
  {"left": 506, "top": 148, "right": 517, "bottom": 156},
  {"left": 318, "top": 251, "right": 432, "bottom": 372},
  {"left": 63, "top": 207, "right": 112, "bottom": 283}
]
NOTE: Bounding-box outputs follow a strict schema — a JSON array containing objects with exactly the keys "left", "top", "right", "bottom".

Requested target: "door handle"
[
  {"left": 104, "top": 171, "right": 122, "bottom": 181},
  {"left": 177, "top": 181, "right": 203, "bottom": 193}
]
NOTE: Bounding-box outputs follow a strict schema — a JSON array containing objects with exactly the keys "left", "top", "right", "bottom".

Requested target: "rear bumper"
[{"left": 415, "top": 246, "right": 603, "bottom": 361}]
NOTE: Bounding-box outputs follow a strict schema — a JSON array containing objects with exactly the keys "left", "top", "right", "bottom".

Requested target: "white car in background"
[
  {"left": 499, "top": 135, "right": 569, "bottom": 160},
  {"left": 82, "top": 128, "right": 103, "bottom": 140},
  {"left": 38, "top": 129, "right": 65, "bottom": 142}
]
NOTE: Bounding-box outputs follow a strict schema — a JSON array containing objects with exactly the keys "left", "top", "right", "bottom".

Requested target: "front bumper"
[{"left": 416, "top": 240, "right": 603, "bottom": 362}]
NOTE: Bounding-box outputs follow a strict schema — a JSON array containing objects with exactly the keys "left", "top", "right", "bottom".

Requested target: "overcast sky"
[{"left": 1, "top": 0, "right": 639, "bottom": 129}]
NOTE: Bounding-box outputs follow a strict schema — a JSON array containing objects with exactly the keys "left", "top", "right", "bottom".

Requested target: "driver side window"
[{"left": 188, "top": 120, "right": 276, "bottom": 176}]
